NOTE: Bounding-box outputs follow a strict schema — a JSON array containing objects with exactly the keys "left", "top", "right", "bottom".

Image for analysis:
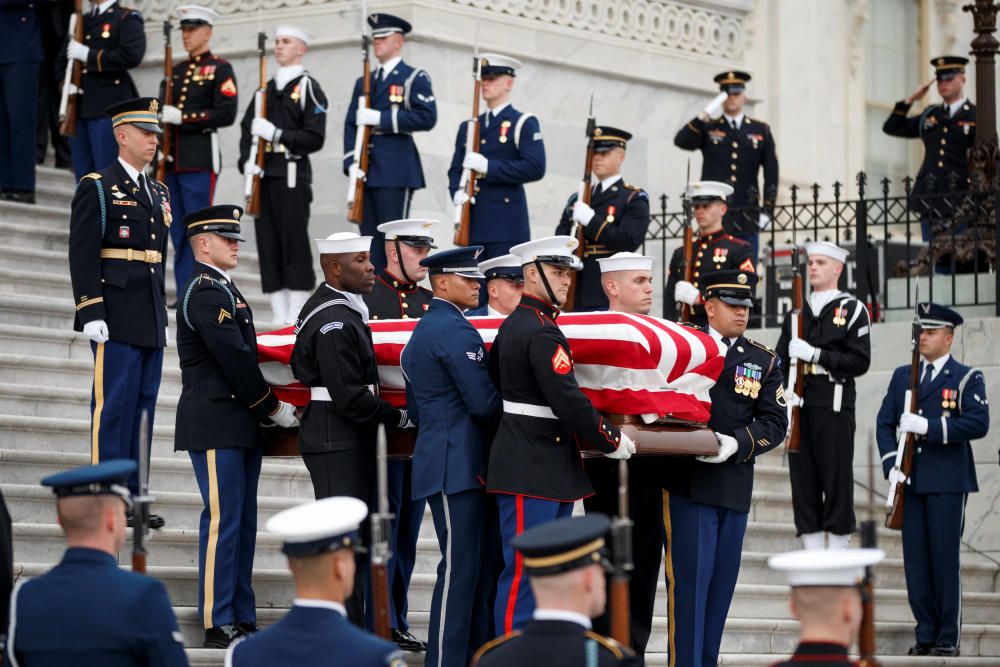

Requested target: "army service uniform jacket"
[{"left": 472, "top": 619, "right": 639, "bottom": 667}]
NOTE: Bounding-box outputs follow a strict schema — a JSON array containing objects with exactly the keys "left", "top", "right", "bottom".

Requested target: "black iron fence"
[{"left": 642, "top": 172, "right": 1000, "bottom": 327}]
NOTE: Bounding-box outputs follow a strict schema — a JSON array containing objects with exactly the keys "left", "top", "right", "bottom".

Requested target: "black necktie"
[
  {"left": 722, "top": 337, "right": 732, "bottom": 349},
  {"left": 942, "top": 105, "right": 950, "bottom": 119},
  {"left": 593, "top": 183, "right": 603, "bottom": 197},
  {"left": 731, "top": 120, "right": 738, "bottom": 131},
  {"left": 136, "top": 174, "right": 151, "bottom": 208},
  {"left": 920, "top": 363, "right": 935, "bottom": 390},
  {"left": 486, "top": 111, "right": 495, "bottom": 128}
]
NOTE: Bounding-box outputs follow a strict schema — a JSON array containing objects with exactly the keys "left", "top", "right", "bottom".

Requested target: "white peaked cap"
[
  {"left": 376, "top": 218, "right": 439, "bottom": 243},
  {"left": 597, "top": 252, "right": 654, "bottom": 274},
  {"left": 805, "top": 241, "right": 849, "bottom": 264},
  {"left": 315, "top": 232, "right": 372, "bottom": 255},
  {"left": 266, "top": 497, "right": 368, "bottom": 556},
  {"left": 510, "top": 236, "right": 582, "bottom": 270},
  {"left": 686, "top": 181, "right": 735, "bottom": 200},
  {"left": 480, "top": 53, "right": 523, "bottom": 72},
  {"left": 768, "top": 548, "right": 885, "bottom": 587},
  {"left": 176, "top": 5, "right": 220, "bottom": 25},
  {"left": 276, "top": 25, "right": 311, "bottom": 45}
]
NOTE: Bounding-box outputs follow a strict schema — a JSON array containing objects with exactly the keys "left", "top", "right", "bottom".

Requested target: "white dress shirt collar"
[
  {"left": 947, "top": 98, "right": 967, "bottom": 117},
  {"left": 486, "top": 304, "right": 506, "bottom": 318},
  {"left": 808, "top": 288, "right": 841, "bottom": 316},
  {"left": 275, "top": 65, "right": 305, "bottom": 91},
  {"left": 708, "top": 326, "right": 736, "bottom": 349},
  {"left": 376, "top": 56, "right": 402, "bottom": 79},
  {"left": 724, "top": 112, "right": 745, "bottom": 129},
  {"left": 598, "top": 174, "right": 623, "bottom": 192},
  {"left": 532, "top": 608, "right": 592, "bottom": 629},
  {"left": 922, "top": 353, "right": 951, "bottom": 381},
  {"left": 486, "top": 102, "right": 510, "bottom": 118},
  {"left": 94, "top": 0, "right": 117, "bottom": 16},
  {"left": 293, "top": 598, "right": 347, "bottom": 616}
]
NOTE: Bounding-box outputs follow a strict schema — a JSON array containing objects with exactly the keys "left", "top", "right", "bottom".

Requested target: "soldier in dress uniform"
[
  {"left": 159, "top": 6, "right": 239, "bottom": 298},
  {"left": 344, "top": 13, "right": 437, "bottom": 274},
  {"left": 776, "top": 242, "right": 871, "bottom": 551},
  {"left": 173, "top": 205, "right": 300, "bottom": 648},
  {"left": 448, "top": 54, "right": 546, "bottom": 262},
  {"left": 767, "top": 548, "right": 885, "bottom": 667},
  {"left": 882, "top": 56, "right": 975, "bottom": 243},
  {"left": 674, "top": 71, "right": 778, "bottom": 259},
  {"left": 664, "top": 181, "right": 755, "bottom": 324},
  {"left": 662, "top": 269, "right": 787, "bottom": 667},
  {"left": 876, "top": 303, "right": 989, "bottom": 657},
  {"left": 290, "top": 232, "right": 412, "bottom": 627},
  {"left": 554, "top": 126, "right": 650, "bottom": 312},
  {"left": 58, "top": 0, "right": 146, "bottom": 180},
  {"left": 5, "top": 461, "right": 188, "bottom": 666},
  {"left": 0, "top": 0, "right": 42, "bottom": 204},
  {"left": 239, "top": 25, "right": 327, "bottom": 324},
  {"left": 401, "top": 246, "right": 502, "bottom": 667},
  {"left": 466, "top": 254, "right": 523, "bottom": 317},
  {"left": 486, "top": 236, "right": 635, "bottom": 636},
  {"left": 471, "top": 515, "right": 639, "bottom": 667},
  {"left": 68, "top": 97, "right": 169, "bottom": 527},
  {"left": 227, "top": 497, "right": 407, "bottom": 667}
]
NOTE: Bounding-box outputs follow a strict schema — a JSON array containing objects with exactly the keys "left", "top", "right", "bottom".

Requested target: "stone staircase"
[{"left": 0, "top": 167, "right": 998, "bottom": 666}]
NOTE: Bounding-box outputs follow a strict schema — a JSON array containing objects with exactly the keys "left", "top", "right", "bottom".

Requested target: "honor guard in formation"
[
  {"left": 239, "top": 25, "right": 327, "bottom": 324},
  {"left": 554, "top": 126, "right": 650, "bottom": 312},
  {"left": 465, "top": 254, "right": 524, "bottom": 316},
  {"left": 401, "top": 246, "right": 502, "bottom": 667},
  {"left": 0, "top": 0, "right": 42, "bottom": 204},
  {"left": 449, "top": 54, "right": 546, "bottom": 261},
  {"left": 5, "top": 461, "right": 188, "bottom": 666},
  {"left": 664, "top": 181, "right": 755, "bottom": 324},
  {"left": 486, "top": 236, "right": 635, "bottom": 635},
  {"left": 776, "top": 242, "right": 871, "bottom": 550},
  {"left": 68, "top": 97, "right": 169, "bottom": 527},
  {"left": 173, "top": 205, "right": 300, "bottom": 648},
  {"left": 228, "top": 497, "right": 407, "bottom": 667},
  {"left": 160, "top": 6, "right": 239, "bottom": 296},
  {"left": 471, "top": 515, "right": 639, "bottom": 667},
  {"left": 343, "top": 13, "right": 437, "bottom": 273},
  {"left": 876, "top": 303, "right": 989, "bottom": 657},
  {"left": 59, "top": 0, "right": 146, "bottom": 180},
  {"left": 662, "top": 270, "right": 787, "bottom": 667},
  {"left": 882, "top": 56, "right": 976, "bottom": 242},
  {"left": 674, "top": 71, "right": 778, "bottom": 258}
]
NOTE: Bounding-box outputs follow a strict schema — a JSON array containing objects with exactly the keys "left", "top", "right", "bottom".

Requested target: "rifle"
[
  {"left": 132, "top": 410, "right": 155, "bottom": 574},
  {"left": 371, "top": 425, "right": 394, "bottom": 639},
  {"left": 58, "top": 0, "right": 84, "bottom": 137},
  {"left": 785, "top": 249, "right": 805, "bottom": 452},
  {"left": 885, "top": 302, "right": 922, "bottom": 530},
  {"left": 564, "top": 95, "right": 595, "bottom": 312},
  {"left": 679, "top": 160, "right": 694, "bottom": 322},
  {"left": 453, "top": 47, "right": 483, "bottom": 246},
  {"left": 858, "top": 440, "right": 881, "bottom": 667},
  {"left": 346, "top": 4, "right": 371, "bottom": 225},
  {"left": 609, "top": 459, "right": 633, "bottom": 647},
  {"left": 155, "top": 20, "right": 174, "bottom": 183},
  {"left": 245, "top": 32, "right": 267, "bottom": 217}
]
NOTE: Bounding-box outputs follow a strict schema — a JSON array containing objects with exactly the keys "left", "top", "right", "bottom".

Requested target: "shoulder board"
[
  {"left": 471, "top": 630, "right": 522, "bottom": 663},
  {"left": 726, "top": 234, "right": 751, "bottom": 247},
  {"left": 82, "top": 172, "right": 102, "bottom": 181},
  {"left": 745, "top": 337, "right": 776, "bottom": 356},
  {"left": 583, "top": 631, "right": 635, "bottom": 659},
  {"left": 121, "top": 7, "right": 142, "bottom": 19},
  {"left": 747, "top": 117, "right": 768, "bottom": 128},
  {"left": 679, "top": 321, "right": 702, "bottom": 331}
]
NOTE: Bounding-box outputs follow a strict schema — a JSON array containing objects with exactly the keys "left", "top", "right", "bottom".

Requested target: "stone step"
[
  {"left": 0, "top": 352, "right": 182, "bottom": 395},
  {"left": 0, "top": 382, "right": 180, "bottom": 424},
  {"left": 34, "top": 165, "right": 77, "bottom": 190}
]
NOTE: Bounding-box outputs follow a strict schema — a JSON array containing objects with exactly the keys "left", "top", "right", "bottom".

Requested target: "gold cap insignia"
[
  {"left": 233, "top": 208, "right": 240, "bottom": 219},
  {"left": 936, "top": 58, "right": 945, "bottom": 67},
  {"left": 149, "top": 99, "right": 160, "bottom": 114},
  {"left": 594, "top": 128, "right": 603, "bottom": 136},
  {"left": 737, "top": 273, "right": 748, "bottom": 284}
]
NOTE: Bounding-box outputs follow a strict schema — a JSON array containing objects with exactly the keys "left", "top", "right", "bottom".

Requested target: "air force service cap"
[
  {"left": 177, "top": 5, "right": 220, "bottom": 26},
  {"left": 420, "top": 246, "right": 485, "bottom": 279},
  {"left": 768, "top": 548, "right": 885, "bottom": 588},
  {"left": 184, "top": 204, "right": 245, "bottom": 241},
  {"left": 597, "top": 251, "right": 654, "bottom": 274},
  {"left": 805, "top": 241, "right": 849, "bottom": 265},
  {"left": 917, "top": 302, "right": 964, "bottom": 329},
  {"left": 510, "top": 236, "right": 583, "bottom": 271},
  {"left": 701, "top": 269, "right": 757, "bottom": 307},
  {"left": 478, "top": 254, "right": 524, "bottom": 282},
  {"left": 41, "top": 460, "right": 136, "bottom": 508},
  {"left": 315, "top": 232, "right": 372, "bottom": 255},
  {"left": 480, "top": 53, "right": 521, "bottom": 78},
  {"left": 106, "top": 97, "right": 163, "bottom": 134},
  {"left": 377, "top": 219, "right": 439, "bottom": 248},
  {"left": 512, "top": 514, "right": 611, "bottom": 577},
  {"left": 266, "top": 497, "right": 368, "bottom": 557},
  {"left": 686, "top": 181, "right": 734, "bottom": 203},
  {"left": 368, "top": 13, "right": 412, "bottom": 37}
]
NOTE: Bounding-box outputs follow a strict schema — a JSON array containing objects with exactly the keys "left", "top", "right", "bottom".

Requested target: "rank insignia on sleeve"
[
  {"left": 217, "top": 308, "right": 233, "bottom": 324},
  {"left": 220, "top": 77, "right": 237, "bottom": 97},
  {"left": 776, "top": 385, "right": 787, "bottom": 407},
  {"left": 739, "top": 258, "right": 755, "bottom": 272},
  {"left": 551, "top": 345, "right": 572, "bottom": 375}
]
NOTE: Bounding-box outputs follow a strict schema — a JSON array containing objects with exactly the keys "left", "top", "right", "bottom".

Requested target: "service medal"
[
  {"left": 606, "top": 205, "right": 616, "bottom": 224},
  {"left": 499, "top": 123, "right": 510, "bottom": 144},
  {"left": 101, "top": 23, "right": 111, "bottom": 38}
]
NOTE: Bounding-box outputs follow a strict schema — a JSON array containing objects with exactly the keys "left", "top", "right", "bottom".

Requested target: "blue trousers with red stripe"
[
  {"left": 89, "top": 340, "right": 162, "bottom": 494},
  {"left": 494, "top": 494, "right": 574, "bottom": 636},
  {"left": 165, "top": 170, "right": 216, "bottom": 296},
  {"left": 189, "top": 448, "right": 261, "bottom": 629}
]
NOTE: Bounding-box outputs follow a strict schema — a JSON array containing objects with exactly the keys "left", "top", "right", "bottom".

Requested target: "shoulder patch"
[
  {"left": 584, "top": 631, "right": 635, "bottom": 659},
  {"left": 745, "top": 337, "right": 776, "bottom": 357},
  {"left": 82, "top": 172, "right": 102, "bottom": 181},
  {"left": 471, "top": 630, "right": 522, "bottom": 664}
]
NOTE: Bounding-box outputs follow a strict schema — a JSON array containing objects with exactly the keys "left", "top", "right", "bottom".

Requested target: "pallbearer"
[{"left": 465, "top": 254, "right": 523, "bottom": 317}]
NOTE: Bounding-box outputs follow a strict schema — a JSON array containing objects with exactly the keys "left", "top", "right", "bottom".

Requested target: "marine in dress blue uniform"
[
  {"left": 227, "top": 496, "right": 407, "bottom": 667},
  {"left": 5, "top": 461, "right": 188, "bottom": 667},
  {"left": 662, "top": 270, "right": 788, "bottom": 667},
  {"left": 343, "top": 13, "right": 437, "bottom": 273},
  {"left": 448, "top": 54, "right": 546, "bottom": 262},
  {"left": 0, "top": 0, "right": 42, "bottom": 203},
  {"left": 466, "top": 253, "right": 524, "bottom": 317},
  {"left": 876, "top": 303, "right": 989, "bottom": 657},
  {"left": 68, "top": 98, "right": 170, "bottom": 514}
]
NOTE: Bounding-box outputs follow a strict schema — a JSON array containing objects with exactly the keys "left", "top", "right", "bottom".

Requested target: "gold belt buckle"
[{"left": 146, "top": 250, "right": 161, "bottom": 263}]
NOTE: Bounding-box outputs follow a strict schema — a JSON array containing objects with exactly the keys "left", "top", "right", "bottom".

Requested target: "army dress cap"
[
  {"left": 805, "top": 241, "right": 849, "bottom": 264},
  {"left": 266, "top": 497, "right": 368, "bottom": 557},
  {"left": 714, "top": 70, "right": 751, "bottom": 94},
  {"left": 478, "top": 253, "right": 524, "bottom": 282},
  {"left": 597, "top": 251, "right": 654, "bottom": 274},
  {"left": 512, "top": 514, "right": 611, "bottom": 576},
  {"left": 315, "top": 232, "right": 372, "bottom": 255},
  {"left": 768, "top": 548, "right": 885, "bottom": 588},
  {"left": 932, "top": 55, "right": 969, "bottom": 80},
  {"left": 377, "top": 218, "right": 439, "bottom": 248},
  {"left": 511, "top": 236, "right": 584, "bottom": 271},
  {"left": 184, "top": 204, "right": 245, "bottom": 241},
  {"left": 275, "top": 24, "right": 310, "bottom": 45},
  {"left": 41, "top": 460, "right": 136, "bottom": 508},
  {"left": 177, "top": 5, "right": 219, "bottom": 26},
  {"left": 700, "top": 269, "right": 758, "bottom": 307},
  {"left": 105, "top": 97, "right": 163, "bottom": 134},
  {"left": 917, "top": 302, "right": 964, "bottom": 329},
  {"left": 479, "top": 53, "right": 522, "bottom": 78},
  {"left": 368, "top": 13, "right": 412, "bottom": 37},
  {"left": 686, "top": 180, "right": 734, "bottom": 202},
  {"left": 421, "top": 246, "right": 485, "bottom": 279},
  {"left": 591, "top": 125, "right": 632, "bottom": 152}
]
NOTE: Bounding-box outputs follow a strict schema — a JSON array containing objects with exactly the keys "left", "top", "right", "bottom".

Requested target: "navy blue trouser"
[
  {"left": 69, "top": 116, "right": 117, "bottom": 181},
  {"left": 165, "top": 170, "right": 215, "bottom": 296},
  {"left": 0, "top": 62, "right": 39, "bottom": 192},
  {"left": 361, "top": 186, "right": 411, "bottom": 275},
  {"left": 388, "top": 459, "right": 423, "bottom": 632}
]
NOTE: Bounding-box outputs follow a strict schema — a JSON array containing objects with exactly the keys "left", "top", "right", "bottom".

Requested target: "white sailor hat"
[
  {"left": 805, "top": 241, "right": 849, "bottom": 264},
  {"left": 480, "top": 53, "right": 522, "bottom": 78},
  {"left": 315, "top": 231, "right": 372, "bottom": 255},
  {"left": 275, "top": 25, "right": 310, "bottom": 45},
  {"left": 177, "top": 5, "right": 220, "bottom": 26},
  {"left": 597, "top": 251, "right": 654, "bottom": 274},
  {"left": 266, "top": 497, "right": 368, "bottom": 558},
  {"left": 686, "top": 181, "right": 734, "bottom": 202},
  {"left": 478, "top": 254, "right": 524, "bottom": 282},
  {"left": 510, "top": 236, "right": 583, "bottom": 271},
  {"left": 377, "top": 219, "right": 439, "bottom": 248},
  {"left": 768, "top": 548, "right": 885, "bottom": 588}
]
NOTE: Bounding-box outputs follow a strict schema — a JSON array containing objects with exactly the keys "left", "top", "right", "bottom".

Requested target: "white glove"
[
  {"left": 899, "top": 412, "right": 929, "bottom": 436},
  {"left": 572, "top": 201, "right": 595, "bottom": 226},
  {"left": 161, "top": 105, "right": 182, "bottom": 125},
  {"left": 65, "top": 82, "right": 80, "bottom": 95},
  {"left": 269, "top": 401, "right": 300, "bottom": 428},
  {"left": 243, "top": 160, "right": 263, "bottom": 177},
  {"left": 348, "top": 163, "right": 366, "bottom": 182},
  {"left": 888, "top": 467, "right": 908, "bottom": 487},
  {"left": 674, "top": 280, "right": 700, "bottom": 306},
  {"left": 788, "top": 338, "right": 819, "bottom": 363},
  {"left": 757, "top": 213, "right": 771, "bottom": 230},
  {"left": 703, "top": 91, "right": 728, "bottom": 118},
  {"left": 453, "top": 189, "right": 470, "bottom": 207},
  {"left": 68, "top": 40, "right": 89, "bottom": 63},
  {"left": 698, "top": 432, "right": 738, "bottom": 463},
  {"left": 83, "top": 320, "right": 109, "bottom": 344},
  {"left": 251, "top": 117, "right": 277, "bottom": 142},
  {"left": 356, "top": 108, "right": 381, "bottom": 126},
  {"left": 397, "top": 409, "right": 415, "bottom": 429},
  {"left": 603, "top": 433, "right": 636, "bottom": 460},
  {"left": 785, "top": 390, "right": 803, "bottom": 408},
  {"left": 463, "top": 152, "right": 488, "bottom": 174}
]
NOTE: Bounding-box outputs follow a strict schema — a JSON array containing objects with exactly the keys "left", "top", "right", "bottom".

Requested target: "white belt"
[
  {"left": 503, "top": 400, "right": 556, "bottom": 420},
  {"left": 310, "top": 385, "right": 375, "bottom": 401}
]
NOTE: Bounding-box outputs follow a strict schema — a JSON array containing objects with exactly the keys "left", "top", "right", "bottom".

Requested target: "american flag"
[{"left": 257, "top": 312, "right": 725, "bottom": 423}]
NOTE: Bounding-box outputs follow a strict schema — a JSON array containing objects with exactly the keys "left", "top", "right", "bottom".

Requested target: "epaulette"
[
  {"left": 726, "top": 234, "right": 751, "bottom": 247},
  {"left": 470, "top": 630, "right": 522, "bottom": 664},
  {"left": 624, "top": 182, "right": 641, "bottom": 191},
  {"left": 679, "top": 321, "right": 701, "bottom": 331},
  {"left": 745, "top": 337, "right": 776, "bottom": 357},
  {"left": 81, "top": 172, "right": 102, "bottom": 181},
  {"left": 584, "top": 631, "right": 635, "bottom": 659},
  {"left": 747, "top": 117, "right": 769, "bottom": 128}
]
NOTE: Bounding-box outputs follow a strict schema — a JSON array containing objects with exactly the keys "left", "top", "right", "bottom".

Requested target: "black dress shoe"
[
  {"left": 203, "top": 624, "right": 242, "bottom": 648},
  {"left": 127, "top": 512, "right": 166, "bottom": 529},
  {"left": 392, "top": 628, "right": 426, "bottom": 652},
  {"left": 930, "top": 644, "right": 960, "bottom": 657},
  {"left": 237, "top": 622, "right": 261, "bottom": 636},
  {"left": 167, "top": 300, "right": 178, "bottom": 309},
  {"left": 908, "top": 642, "right": 933, "bottom": 655},
  {"left": 8, "top": 191, "right": 35, "bottom": 205}
]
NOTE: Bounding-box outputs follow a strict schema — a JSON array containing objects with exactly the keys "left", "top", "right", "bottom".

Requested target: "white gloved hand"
[
  {"left": 68, "top": 40, "right": 89, "bottom": 63},
  {"left": 397, "top": 409, "right": 415, "bottom": 429},
  {"left": 603, "top": 433, "right": 636, "bottom": 460},
  {"left": 251, "top": 117, "right": 277, "bottom": 142},
  {"left": 83, "top": 320, "right": 110, "bottom": 344},
  {"left": 453, "top": 189, "right": 470, "bottom": 207},
  {"left": 243, "top": 160, "right": 263, "bottom": 177},
  {"left": 355, "top": 108, "right": 382, "bottom": 126},
  {"left": 698, "top": 432, "right": 738, "bottom": 463},
  {"left": 888, "top": 467, "right": 908, "bottom": 487},
  {"left": 757, "top": 213, "right": 771, "bottom": 230},
  {"left": 65, "top": 82, "right": 80, "bottom": 95},
  {"left": 785, "top": 390, "right": 803, "bottom": 408},
  {"left": 899, "top": 412, "right": 929, "bottom": 436},
  {"left": 674, "top": 280, "right": 700, "bottom": 306},
  {"left": 463, "top": 152, "right": 488, "bottom": 174},
  {"left": 788, "top": 338, "right": 819, "bottom": 363},
  {"left": 161, "top": 105, "right": 182, "bottom": 125},
  {"left": 164, "top": 326, "right": 171, "bottom": 347},
  {"left": 348, "top": 163, "right": 366, "bottom": 182},
  {"left": 269, "top": 401, "right": 300, "bottom": 428},
  {"left": 572, "top": 201, "right": 595, "bottom": 226},
  {"left": 703, "top": 91, "right": 728, "bottom": 118}
]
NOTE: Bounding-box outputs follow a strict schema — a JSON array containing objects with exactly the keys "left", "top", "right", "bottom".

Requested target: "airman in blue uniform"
[
  {"left": 876, "top": 303, "right": 989, "bottom": 657},
  {"left": 466, "top": 253, "right": 523, "bottom": 317},
  {"left": 0, "top": 0, "right": 43, "bottom": 203}
]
